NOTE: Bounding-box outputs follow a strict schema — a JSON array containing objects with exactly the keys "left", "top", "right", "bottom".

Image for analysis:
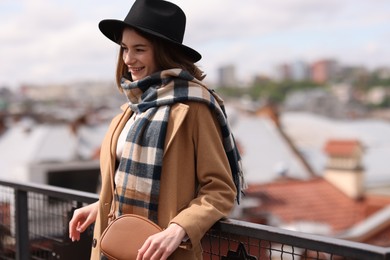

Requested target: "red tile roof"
[
  {"left": 246, "top": 178, "right": 371, "bottom": 232},
  {"left": 323, "top": 139, "right": 362, "bottom": 157}
]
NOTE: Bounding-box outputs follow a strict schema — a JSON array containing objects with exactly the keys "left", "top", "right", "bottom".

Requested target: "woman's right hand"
[{"left": 69, "top": 201, "right": 99, "bottom": 242}]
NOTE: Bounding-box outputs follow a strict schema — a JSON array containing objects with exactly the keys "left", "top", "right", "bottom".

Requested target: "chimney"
[{"left": 323, "top": 139, "right": 364, "bottom": 199}]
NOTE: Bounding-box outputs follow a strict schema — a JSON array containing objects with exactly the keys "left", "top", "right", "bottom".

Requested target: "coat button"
[{"left": 92, "top": 238, "right": 97, "bottom": 248}]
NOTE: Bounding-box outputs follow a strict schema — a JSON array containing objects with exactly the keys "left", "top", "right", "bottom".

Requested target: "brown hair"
[{"left": 115, "top": 28, "right": 205, "bottom": 91}]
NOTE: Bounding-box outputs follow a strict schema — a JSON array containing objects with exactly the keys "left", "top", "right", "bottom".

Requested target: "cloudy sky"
[{"left": 1, "top": 0, "right": 390, "bottom": 88}]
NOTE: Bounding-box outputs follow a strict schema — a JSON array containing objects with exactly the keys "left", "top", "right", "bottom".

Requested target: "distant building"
[
  {"left": 275, "top": 60, "right": 311, "bottom": 82},
  {"left": 337, "top": 66, "right": 368, "bottom": 88},
  {"left": 330, "top": 83, "right": 354, "bottom": 104},
  {"left": 290, "top": 60, "right": 310, "bottom": 81},
  {"left": 283, "top": 88, "right": 346, "bottom": 118},
  {"left": 283, "top": 87, "right": 367, "bottom": 119},
  {"left": 218, "top": 65, "right": 237, "bottom": 87},
  {"left": 366, "top": 87, "right": 389, "bottom": 106},
  {"left": 20, "top": 84, "right": 68, "bottom": 101},
  {"left": 310, "top": 59, "right": 339, "bottom": 84},
  {"left": 275, "top": 63, "right": 291, "bottom": 81},
  {"left": 375, "top": 67, "right": 390, "bottom": 80}
]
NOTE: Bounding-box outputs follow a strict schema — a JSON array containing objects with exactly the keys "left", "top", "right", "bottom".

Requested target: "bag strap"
[{"left": 107, "top": 160, "right": 117, "bottom": 222}]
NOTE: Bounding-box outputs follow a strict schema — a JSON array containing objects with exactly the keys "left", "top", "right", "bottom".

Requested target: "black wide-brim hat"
[{"left": 99, "top": 0, "right": 201, "bottom": 62}]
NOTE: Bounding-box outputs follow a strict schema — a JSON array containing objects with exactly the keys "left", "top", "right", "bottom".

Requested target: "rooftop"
[{"left": 244, "top": 177, "right": 390, "bottom": 247}]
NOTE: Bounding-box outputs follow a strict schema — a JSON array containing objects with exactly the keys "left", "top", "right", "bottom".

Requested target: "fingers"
[
  {"left": 68, "top": 202, "right": 98, "bottom": 242},
  {"left": 76, "top": 215, "right": 92, "bottom": 233},
  {"left": 69, "top": 218, "right": 82, "bottom": 241},
  {"left": 136, "top": 229, "right": 182, "bottom": 260},
  {"left": 68, "top": 216, "right": 78, "bottom": 241},
  {"left": 69, "top": 222, "right": 81, "bottom": 241},
  {"left": 138, "top": 246, "right": 171, "bottom": 260},
  {"left": 69, "top": 217, "right": 91, "bottom": 241},
  {"left": 137, "top": 243, "right": 166, "bottom": 260},
  {"left": 68, "top": 209, "right": 87, "bottom": 242},
  {"left": 136, "top": 241, "right": 147, "bottom": 260}
]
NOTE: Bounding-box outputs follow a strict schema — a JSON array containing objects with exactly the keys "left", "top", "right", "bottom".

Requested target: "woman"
[{"left": 69, "top": 0, "right": 243, "bottom": 259}]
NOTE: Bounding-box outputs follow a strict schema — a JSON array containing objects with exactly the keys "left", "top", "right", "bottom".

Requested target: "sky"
[{"left": 1, "top": 0, "right": 390, "bottom": 88}]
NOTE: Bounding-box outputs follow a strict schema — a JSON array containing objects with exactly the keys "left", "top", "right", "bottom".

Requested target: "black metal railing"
[
  {"left": 1, "top": 178, "right": 390, "bottom": 260},
  {"left": 0, "top": 179, "right": 98, "bottom": 260}
]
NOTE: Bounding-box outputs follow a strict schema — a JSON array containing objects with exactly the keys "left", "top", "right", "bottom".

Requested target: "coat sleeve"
[{"left": 169, "top": 102, "right": 237, "bottom": 246}]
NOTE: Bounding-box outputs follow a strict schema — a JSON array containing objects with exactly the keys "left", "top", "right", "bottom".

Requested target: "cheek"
[
  {"left": 148, "top": 52, "right": 158, "bottom": 70},
  {"left": 149, "top": 57, "right": 158, "bottom": 71}
]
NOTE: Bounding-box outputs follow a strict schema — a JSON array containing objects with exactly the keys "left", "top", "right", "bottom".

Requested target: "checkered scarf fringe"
[{"left": 115, "top": 69, "right": 245, "bottom": 223}]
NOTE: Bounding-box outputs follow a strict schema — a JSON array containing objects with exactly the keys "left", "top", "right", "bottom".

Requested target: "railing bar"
[
  {"left": 292, "top": 244, "right": 294, "bottom": 260},
  {"left": 227, "top": 231, "right": 230, "bottom": 252},
  {"left": 0, "top": 178, "right": 99, "bottom": 204},
  {"left": 32, "top": 192, "right": 35, "bottom": 240},
  {"left": 34, "top": 192, "right": 39, "bottom": 241},
  {"left": 280, "top": 243, "right": 283, "bottom": 260},
  {"left": 217, "top": 219, "right": 389, "bottom": 259},
  {"left": 15, "top": 189, "right": 29, "bottom": 260},
  {"left": 246, "top": 234, "right": 249, "bottom": 256},
  {"left": 64, "top": 201, "right": 70, "bottom": 238},
  {"left": 218, "top": 230, "right": 222, "bottom": 259},
  {"left": 33, "top": 192, "right": 41, "bottom": 258},
  {"left": 269, "top": 240, "right": 272, "bottom": 259},
  {"left": 208, "top": 231, "right": 213, "bottom": 259},
  {"left": 257, "top": 239, "right": 261, "bottom": 259}
]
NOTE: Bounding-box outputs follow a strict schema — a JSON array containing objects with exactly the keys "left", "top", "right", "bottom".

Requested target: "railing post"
[{"left": 15, "top": 189, "right": 29, "bottom": 260}]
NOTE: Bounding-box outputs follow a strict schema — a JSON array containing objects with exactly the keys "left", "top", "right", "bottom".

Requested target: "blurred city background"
[{"left": 1, "top": 0, "right": 390, "bottom": 250}]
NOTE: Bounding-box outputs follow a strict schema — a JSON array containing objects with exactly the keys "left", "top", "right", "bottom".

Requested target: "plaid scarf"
[{"left": 115, "top": 68, "right": 244, "bottom": 223}]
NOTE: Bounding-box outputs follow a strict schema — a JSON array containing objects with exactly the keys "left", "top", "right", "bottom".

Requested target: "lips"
[{"left": 129, "top": 67, "right": 144, "bottom": 72}]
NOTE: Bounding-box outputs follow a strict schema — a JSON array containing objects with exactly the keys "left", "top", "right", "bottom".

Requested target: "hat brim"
[{"left": 99, "top": 19, "right": 202, "bottom": 62}]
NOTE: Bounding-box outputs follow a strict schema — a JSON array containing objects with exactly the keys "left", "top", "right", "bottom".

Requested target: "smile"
[{"left": 129, "top": 67, "right": 144, "bottom": 72}]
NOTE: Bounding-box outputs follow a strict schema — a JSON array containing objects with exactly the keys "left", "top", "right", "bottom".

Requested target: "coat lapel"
[
  {"left": 111, "top": 104, "right": 132, "bottom": 155},
  {"left": 107, "top": 104, "right": 132, "bottom": 183},
  {"left": 163, "top": 103, "right": 189, "bottom": 156}
]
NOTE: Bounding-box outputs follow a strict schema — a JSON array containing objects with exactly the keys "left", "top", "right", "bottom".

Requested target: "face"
[{"left": 121, "top": 28, "right": 159, "bottom": 81}]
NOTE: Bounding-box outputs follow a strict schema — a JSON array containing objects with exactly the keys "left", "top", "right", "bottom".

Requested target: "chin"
[{"left": 131, "top": 72, "right": 147, "bottom": 81}]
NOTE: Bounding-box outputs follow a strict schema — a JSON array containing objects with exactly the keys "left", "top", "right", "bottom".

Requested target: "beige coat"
[{"left": 90, "top": 101, "right": 237, "bottom": 259}]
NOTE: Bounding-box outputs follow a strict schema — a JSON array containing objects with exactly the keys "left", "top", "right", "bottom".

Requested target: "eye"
[{"left": 121, "top": 45, "right": 128, "bottom": 52}]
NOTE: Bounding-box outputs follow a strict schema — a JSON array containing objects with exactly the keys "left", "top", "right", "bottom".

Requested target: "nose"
[{"left": 123, "top": 50, "right": 135, "bottom": 65}]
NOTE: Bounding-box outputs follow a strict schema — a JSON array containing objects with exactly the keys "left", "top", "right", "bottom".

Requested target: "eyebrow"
[{"left": 120, "top": 42, "right": 148, "bottom": 48}]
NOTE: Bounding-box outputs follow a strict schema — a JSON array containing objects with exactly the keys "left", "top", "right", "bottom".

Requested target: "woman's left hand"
[{"left": 136, "top": 223, "right": 186, "bottom": 260}]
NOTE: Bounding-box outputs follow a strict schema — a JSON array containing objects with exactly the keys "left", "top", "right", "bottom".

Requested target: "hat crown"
[{"left": 125, "top": 0, "right": 186, "bottom": 43}]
